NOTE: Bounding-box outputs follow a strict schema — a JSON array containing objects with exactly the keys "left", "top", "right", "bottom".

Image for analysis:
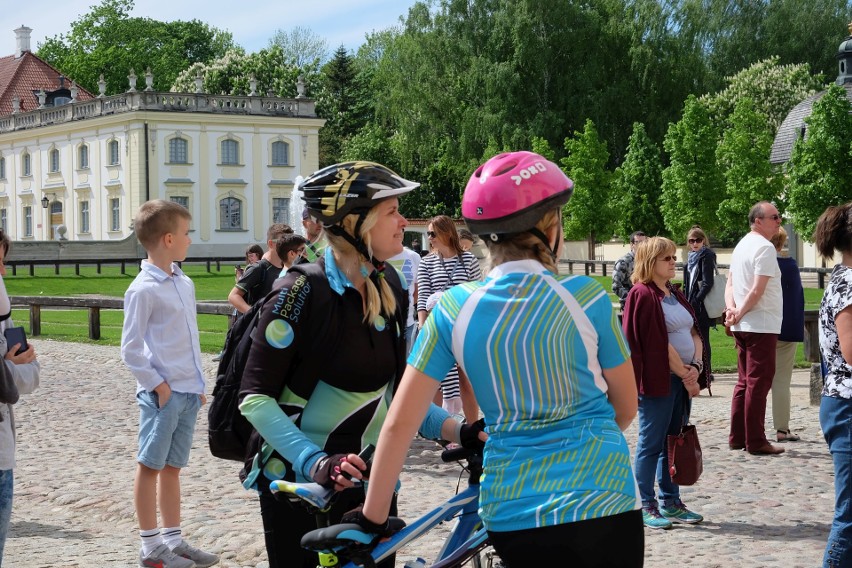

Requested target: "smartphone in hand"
[{"left": 3, "top": 327, "right": 28, "bottom": 355}]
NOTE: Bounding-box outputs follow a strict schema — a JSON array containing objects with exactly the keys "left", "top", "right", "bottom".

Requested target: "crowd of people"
[{"left": 0, "top": 149, "right": 836, "bottom": 567}]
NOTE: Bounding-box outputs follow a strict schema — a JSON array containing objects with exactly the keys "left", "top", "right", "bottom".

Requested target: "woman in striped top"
[{"left": 416, "top": 215, "right": 481, "bottom": 421}]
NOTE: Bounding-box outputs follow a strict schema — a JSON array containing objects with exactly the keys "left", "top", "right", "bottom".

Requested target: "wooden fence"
[
  {"left": 5, "top": 257, "right": 244, "bottom": 277},
  {"left": 9, "top": 295, "right": 233, "bottom": 340}
]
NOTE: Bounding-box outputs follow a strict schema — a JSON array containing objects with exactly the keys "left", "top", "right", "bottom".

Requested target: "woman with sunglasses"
[
  {"left": 623, "top": 237, "right": 707, "bottom": 530},
  {"left": 417, "top": 216, "right": 481, "bottom": 421},
  {"left": 683, "top": 226, "right": 717, "bottom": 381}
]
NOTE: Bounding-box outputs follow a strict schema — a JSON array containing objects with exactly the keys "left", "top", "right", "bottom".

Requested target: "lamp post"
[{"left": 41, "top": 195, "right": 49, "bottom": 209}]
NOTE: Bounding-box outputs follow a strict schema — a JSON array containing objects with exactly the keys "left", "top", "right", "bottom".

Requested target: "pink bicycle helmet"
[{"left": 462, "top": 151, "right": 573, "bottom": 239}]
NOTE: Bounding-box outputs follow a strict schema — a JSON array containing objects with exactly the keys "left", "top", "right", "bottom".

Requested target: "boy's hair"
[
  {"left": 134, "top": 200, "right": 191, "bottom": 250},
  {"left": 267, "top": 223, "right": 294, "bottom": 242},
  {"left": 275, "top": 234, "right": 308, "bottom": 259}
]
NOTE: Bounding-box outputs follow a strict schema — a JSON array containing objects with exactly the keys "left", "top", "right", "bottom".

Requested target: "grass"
[
  {"left": 4, "top": 263, "right": 235, "bottom": 353},
  {"left": 587, "top": 275, "right": 814, "bottom": 372},
  {"left": 0, "top": 265, "right": 824, "bottom": 365},
  {"left": 4, "top": 263, "right": 236, "bottom": 300}
]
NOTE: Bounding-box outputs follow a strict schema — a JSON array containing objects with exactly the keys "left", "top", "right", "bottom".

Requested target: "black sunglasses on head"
[{"left": 427, "top": 231, "right": 437, "bottom": 238}]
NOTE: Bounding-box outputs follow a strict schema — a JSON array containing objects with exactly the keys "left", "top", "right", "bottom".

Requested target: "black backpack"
[
  {"left": 207, "top": 262, "right": 407, "bottom": 462},
  {"left": 207, "top": 294, "right": 269, "bottom": 461}
]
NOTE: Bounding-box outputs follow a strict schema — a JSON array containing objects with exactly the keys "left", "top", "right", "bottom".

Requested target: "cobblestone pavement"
[{"left": 6, "top": 339, "right": 835, "bottom": 567}]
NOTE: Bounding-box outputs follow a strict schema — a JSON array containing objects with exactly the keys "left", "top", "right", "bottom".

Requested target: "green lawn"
[
  {"left": 4, "top": 263, "right": 235, "bottom": 353},
  {"left": 0, "top": 265, "right": 824, "bottom": 365},
  {"left": 587, "top": 275, "right": 815, "bottom": 372}
]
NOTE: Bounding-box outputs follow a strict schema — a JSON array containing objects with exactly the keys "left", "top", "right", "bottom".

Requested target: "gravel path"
[{"left": 6, "top": 339, "right": 834, "bottom": 567}]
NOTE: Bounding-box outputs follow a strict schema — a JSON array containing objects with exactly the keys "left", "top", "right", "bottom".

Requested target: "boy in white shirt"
[{"left": 121, "top": 200, "right": 218, "bottom": 568}]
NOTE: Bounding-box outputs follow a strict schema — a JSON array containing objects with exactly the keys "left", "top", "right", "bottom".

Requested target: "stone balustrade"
[{"left": 0, "top": 90, "right": 316, "bottom": 133}]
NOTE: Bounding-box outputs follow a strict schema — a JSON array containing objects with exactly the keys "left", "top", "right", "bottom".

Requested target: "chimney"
[{"left": 14, "top": 26, "right": 32, "bottom": 58}]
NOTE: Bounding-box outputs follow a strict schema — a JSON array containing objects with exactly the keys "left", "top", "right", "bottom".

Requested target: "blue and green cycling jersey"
[{"left": 410, "top": 259, "right": 640, "bottom": 532}]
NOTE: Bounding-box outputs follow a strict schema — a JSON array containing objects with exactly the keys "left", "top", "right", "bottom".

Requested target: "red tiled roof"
[{"left": 0, "top": 51, "right": 95, "bottom": 116}]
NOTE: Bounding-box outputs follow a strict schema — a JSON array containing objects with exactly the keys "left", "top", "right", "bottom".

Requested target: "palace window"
[
  {"left": 108, "top": 140, "right": 120, "bottom": 166},
  {"left": 78, "top": 144, "right": 89, "bottom": 169},
  {"left": 168, "top": 137, "right": 188, "bottom": 164},
  {"left": 0, "top": 209, "right": 7, "bottom": 233},
  {"left": 272, "top": 197, "right": 290, "bottom": 225},
  {"left": 22, "top": 152, "right": 31, "bottom": 176},
  {"left": 170, "top": 196, "right": 189, "bottom": 210},
  {"left": 49, "top": 148, "right": 60, "bottom": 173},
  {"left": 0, "top": 157, "right": 5, "bottom": 180},
  {"left": 221, "top": 139, "right": 239, "bottom": 165},
  {"left": 23, "top": 206, "right": 32, "bottom": 237},
  {"left": 271, "top": 141, "right": 290, "bottom": 166},
  {"left": 80, "top": 200, "right": 90, "bottom": 233},
  {"left": 110, "top": 198, "right": 120, "bottom": 231},
  {"left": 219, "top": 197, "right": 242, "bottom": 229}
]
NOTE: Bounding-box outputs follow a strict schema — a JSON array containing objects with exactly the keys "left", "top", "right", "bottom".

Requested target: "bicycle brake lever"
[{"left": 338, "top": 444, "right": 376, "bottom": 481}]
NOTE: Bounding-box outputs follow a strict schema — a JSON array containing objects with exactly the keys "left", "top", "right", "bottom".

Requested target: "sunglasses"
[
  {"left": 426, "top": 231, "right": 437, "bottom": 238},
  {"left": 657, "top": 255, "right": 677, "bottom": 262},
  {"left": 688, "top": 238, "right": 703, "bottom": 244},
  {"left": 763, "top": 214, "right": 782, "bottom": 221}
]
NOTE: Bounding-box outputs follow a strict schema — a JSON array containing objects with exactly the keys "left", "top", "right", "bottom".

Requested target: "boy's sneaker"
[
  {"left": 171, "top": 541, "right": 219, "bottom": 568},
  {"left": 642, "top": 505, "right": 673, "bottom": 530},
  {"left": 660, "top": 499, "right": 704, "bottom": 524},
  {"left": 139, "top": 544, "right": 196, "bottom": 568}
]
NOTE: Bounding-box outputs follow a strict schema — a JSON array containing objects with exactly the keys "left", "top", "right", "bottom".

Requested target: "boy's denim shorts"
[{"left": 137, "top": 390, "right": 202, "bottom": 470}]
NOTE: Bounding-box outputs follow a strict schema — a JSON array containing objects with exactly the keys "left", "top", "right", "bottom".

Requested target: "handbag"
[
  {"left": 667, "top": 423, "right": 703, "bottom": 486},
  {"left": 703, "top": 268, "right": 727, "bottom": 319}
]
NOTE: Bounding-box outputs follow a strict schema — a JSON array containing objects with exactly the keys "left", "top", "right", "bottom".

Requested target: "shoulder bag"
[
  {"left": 667, "top": 399, "right": 702, "bottom": 486},
  {"left": 703, "top": 267, "right": 727, "bottom": 319}
]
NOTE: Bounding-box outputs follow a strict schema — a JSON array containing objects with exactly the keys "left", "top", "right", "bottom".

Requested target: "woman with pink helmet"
[{"left": 349, "top": 151, "right": 644, "bottom": 566}]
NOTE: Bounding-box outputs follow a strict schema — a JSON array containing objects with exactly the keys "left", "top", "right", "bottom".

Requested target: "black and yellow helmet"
[{"left": 300, "top": 161, "right": 419, "bottom": 226}]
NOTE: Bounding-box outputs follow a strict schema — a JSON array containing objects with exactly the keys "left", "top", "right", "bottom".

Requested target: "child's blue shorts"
[{"left": 137, "top": 390, "right": 202, "bottom": 470}]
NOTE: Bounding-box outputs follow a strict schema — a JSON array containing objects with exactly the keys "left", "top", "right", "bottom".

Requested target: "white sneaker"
[
  {"left": 171, "top": 540, "right": 219, "bottom": 568},
  {"left": 139, "top": 544, "right": 196, "bottom": 568}
]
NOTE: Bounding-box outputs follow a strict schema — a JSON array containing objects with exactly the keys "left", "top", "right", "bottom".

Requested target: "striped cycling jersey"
[{"left": 410, "top": 259, "right": 640, "bottom": 532}]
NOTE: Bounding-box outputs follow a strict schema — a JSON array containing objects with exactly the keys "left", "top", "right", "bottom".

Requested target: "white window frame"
[
  {"left": 220, "top": 139, "right": 239, "bottom": 165},
  {"left": 23, "top": 206, "right": 32, "bottom": 237},
  {"left": 80, "top": 200, "right": 90, "bottom": 233},
  {"left": 110, "top": 197, "right": 120, "bottom": 231},
  {"left": 49, "top": 148, "right": 60, "bottom": 173},
  {"left": 271, "top": 141, "right": 290, "bottom": 166},
  {"left": 219, "top": 197, "right": 242, "bottom": 230},
  {"left": 0, "top": 209, "right": 7, "bottom": 233},
  {"left": 78, "top": 144, "right": 89, "bottom": 169},
  {"left": 0, "top": 157, "right": 5, "bottom": 180},
  {"left": 108, "top": 140, "right": 120, "bottom": 166},
  {"left": 22, "top": 152, "right": 31, "bottom": 177},
  {"left": 168, "top": 137, "right": 188, "bottom": 164}
]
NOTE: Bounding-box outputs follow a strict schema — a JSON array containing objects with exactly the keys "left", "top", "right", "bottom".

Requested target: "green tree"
[
  {"left": 787, "top": 84, "right": 852, "bottom": 240},
  {"left": 530, "top": 136, "right": 556, "bottom": 161},
  {"left": 660, "top": 95, "right": 723, "bottom": 239},
  {"left": 316, "top": 46, "right": 367, "bottom": 166},
  {"left": 715, "top": 98, "right": 783, "bottom": 244},
  {"left": 612, "top": 122, "right": 665, "bottom": 240},
  {"left": 700, "top": 57, "right": 824, "bottom": 132},
  {"left": 37, "top": 0, "right": 235, "bottom": 95},
  {"left": 171, "top": 46, "right": 302, "bottom": 97},
  {"left": 561, "top": 119, "right": 613, "bottom": 258}
]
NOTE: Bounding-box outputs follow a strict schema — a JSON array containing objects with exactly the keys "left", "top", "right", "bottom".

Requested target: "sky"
[{"left": 4, "top": 0, "right": 420, "bottom": 56}]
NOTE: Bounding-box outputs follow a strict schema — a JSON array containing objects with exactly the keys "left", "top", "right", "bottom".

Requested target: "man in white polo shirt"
[{"left": 724, "top": 201, "right": 784, "bottom": 455}]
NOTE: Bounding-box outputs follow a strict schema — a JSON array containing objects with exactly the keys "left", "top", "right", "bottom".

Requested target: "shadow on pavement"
[{"left": 10, "top": 520, "right": 91, "bottom": 540}]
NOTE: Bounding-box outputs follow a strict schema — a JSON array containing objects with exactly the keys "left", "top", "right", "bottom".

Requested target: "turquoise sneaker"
[
  {"left": 642, "top": 506, "right": 673, "bottom": 530},
  {"left": 660, "top": 500, "right": 704, "bottom": 524}
]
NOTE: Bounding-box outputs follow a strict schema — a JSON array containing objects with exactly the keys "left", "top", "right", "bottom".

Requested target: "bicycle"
[{"left": 271, "top": 443, "right": 503, "bottom": 568}]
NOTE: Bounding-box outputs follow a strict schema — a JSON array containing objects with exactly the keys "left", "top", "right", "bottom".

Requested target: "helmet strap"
[
  {"left": 528, "top": 227, "right": 558, "bottom": 261},
  {"left": 325, "top": 215, "right": 387, "bottom": 278}
]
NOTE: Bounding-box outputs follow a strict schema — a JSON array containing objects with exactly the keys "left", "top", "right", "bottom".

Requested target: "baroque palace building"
[{"left": 0, "top": 26, "right": 324, "bottom": 256}]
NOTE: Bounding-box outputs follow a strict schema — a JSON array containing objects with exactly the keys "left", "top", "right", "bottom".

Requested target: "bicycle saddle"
[{"left": 301, "top": 518, "right": 407, "bottom": 552}]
